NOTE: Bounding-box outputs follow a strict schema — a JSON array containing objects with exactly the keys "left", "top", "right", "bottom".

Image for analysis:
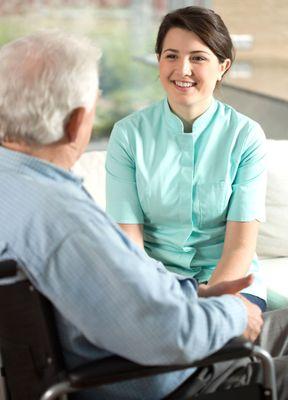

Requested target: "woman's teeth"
[{"left": 174, "top": 81, "right": 196, "bottom": 87}]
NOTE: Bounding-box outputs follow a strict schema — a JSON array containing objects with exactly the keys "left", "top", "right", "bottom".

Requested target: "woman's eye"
[
  {"left": 192, "top": 56, "right": 206, "bottom": 62},
  {"left": 165, "top": 54, "right": 177, "bottom": 60}
]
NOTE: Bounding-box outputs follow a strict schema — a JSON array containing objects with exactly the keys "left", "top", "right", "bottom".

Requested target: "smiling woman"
[
  {"left": 105, "top": 6, "right": 267, "bottom": 312},
  {"left": 158, "top": 27, "right": 231, "bottom": 130}
]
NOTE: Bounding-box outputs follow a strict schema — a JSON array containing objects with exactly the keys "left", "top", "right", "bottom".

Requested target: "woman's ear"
[
  {"left": 219, "top": 58, "right": 232, "bottom": 80},
  {"left": 64, "top": 107, "right": 86, "bottom": 143}
]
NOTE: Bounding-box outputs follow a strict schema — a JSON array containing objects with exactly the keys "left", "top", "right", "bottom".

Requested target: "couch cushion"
[
  {"left": 73, "top": 150, "right": 107, "bottom": 210},
  {"left": 257, "top": 139, "right": 288, "bottom": 258},
  {"left": 261, "top": 257, "right": 288, "bottom": 310}
]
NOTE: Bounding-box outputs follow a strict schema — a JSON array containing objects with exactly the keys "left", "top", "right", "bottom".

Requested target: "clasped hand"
[{"left": 198, "top": 275, "right": 263, "bottom": 342}]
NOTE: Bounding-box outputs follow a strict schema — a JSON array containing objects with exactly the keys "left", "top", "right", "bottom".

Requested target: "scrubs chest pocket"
[{"left": 195, "top": 181, "right": 232, "bottom": 228}]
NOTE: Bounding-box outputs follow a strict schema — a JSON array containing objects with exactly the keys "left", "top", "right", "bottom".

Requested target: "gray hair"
[{"left": 0, "top": 30, "right": 100, "bottom": 145}]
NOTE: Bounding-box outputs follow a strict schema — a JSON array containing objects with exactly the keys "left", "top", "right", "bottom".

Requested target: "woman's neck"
[{"left": 168, "top": 96, "right": 213, "bottom": 133}]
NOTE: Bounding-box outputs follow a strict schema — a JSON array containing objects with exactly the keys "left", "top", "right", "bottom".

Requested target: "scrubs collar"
[{"left": 163, "top": 97, "right": 218, "bottom": 137}]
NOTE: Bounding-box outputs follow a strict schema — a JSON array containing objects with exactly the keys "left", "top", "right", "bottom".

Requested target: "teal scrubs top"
[{"left": 106, "top": 98, "right": 267, "bottom": 299}]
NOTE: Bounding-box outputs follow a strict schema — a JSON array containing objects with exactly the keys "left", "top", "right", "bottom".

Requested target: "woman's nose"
[{"left": 179, "top": 59, "right": 192, "bottom": 76}]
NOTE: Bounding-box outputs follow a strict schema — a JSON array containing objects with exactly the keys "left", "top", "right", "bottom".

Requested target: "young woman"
[{"left": 106, "top": 6, "right": 267, "bottom": 311}]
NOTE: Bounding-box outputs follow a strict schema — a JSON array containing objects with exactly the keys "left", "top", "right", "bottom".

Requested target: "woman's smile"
[
  {"left": 158, "top": 27, "right": 230, "bottom": 122},
  {"left": 172, "top": 80, "right": 197, "bottom": 90}
]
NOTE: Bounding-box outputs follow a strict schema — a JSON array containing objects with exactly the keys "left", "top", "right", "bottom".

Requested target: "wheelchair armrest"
[
  {"left": 195, "top": 336, "right": 253, "bottom": 367},
  {"left": 68, "top": 336, "right": 253, "bottom": 390},
  {"left": 0, "top": 259, "right": 17, "bottom": 278}
]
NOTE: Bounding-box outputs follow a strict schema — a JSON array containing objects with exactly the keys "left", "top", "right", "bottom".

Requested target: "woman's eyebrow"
[
  {"left": 162, "top": 48, "right": 179, "bottom": 53},
  {"left": 163, "top": 48, "right": 211, "bottom": 55}
]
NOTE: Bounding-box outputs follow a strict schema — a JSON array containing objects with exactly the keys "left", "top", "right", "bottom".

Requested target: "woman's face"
[{"left": 158, "top": 27, "right": 230, "bottom": 120}]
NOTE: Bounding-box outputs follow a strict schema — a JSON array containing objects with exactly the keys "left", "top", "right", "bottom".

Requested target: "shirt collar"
[
  {"left": 163, "top": 97, "right": 218, "bottom": 136},
  {"left": 0, "top": 146, "right": 83, "bottom": 185}
]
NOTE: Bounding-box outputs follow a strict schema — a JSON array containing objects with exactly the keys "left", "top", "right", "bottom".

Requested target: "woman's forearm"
[
  {"left": 208, "top": 248, "right": 253, "bottom": 286},
  {"left": 119, "top": 223, "right": 144, "bottom": 249},
  {"left": 208, "top": 220, "right": 259, "bottom": 287}
]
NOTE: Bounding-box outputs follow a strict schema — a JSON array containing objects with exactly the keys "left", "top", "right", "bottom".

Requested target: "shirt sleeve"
[
  {"left": 227, "top": 124, "right": 267, "bottom": 222},
  {"left": 105, "top": 123, "right": 144, "bottom": 223},
  {"left": 34, "top": 214, "right": 247, "bottom": 366}
]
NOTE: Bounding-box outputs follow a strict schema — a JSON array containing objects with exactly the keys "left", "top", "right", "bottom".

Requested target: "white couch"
[{"left": 74, "top": 139, "right": 288, "bottom": 310}]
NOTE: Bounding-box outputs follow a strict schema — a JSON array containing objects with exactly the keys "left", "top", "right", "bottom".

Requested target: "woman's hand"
[
  {"left": 198, "top": 274, "right": 254, "bottom": 297},
  {"left": 198, "top": 275, "right": 262, "bottom": 342}
]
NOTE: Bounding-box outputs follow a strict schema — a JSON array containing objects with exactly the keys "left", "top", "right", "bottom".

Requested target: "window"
[{"left": 0, "top": 0, "right": 287, "bottom": 141}]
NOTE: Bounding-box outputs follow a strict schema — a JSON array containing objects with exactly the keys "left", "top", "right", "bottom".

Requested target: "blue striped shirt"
[{"left": 0, "top": 146, "right": 246, "bottom": 399}]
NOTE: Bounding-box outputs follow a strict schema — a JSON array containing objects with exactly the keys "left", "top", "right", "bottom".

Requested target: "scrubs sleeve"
[
  {"left": 227, "top": 124, "right": 267, "bottom": 222},
  {"left": 105, "top": 123, "right": 144, "bottom": 223}
]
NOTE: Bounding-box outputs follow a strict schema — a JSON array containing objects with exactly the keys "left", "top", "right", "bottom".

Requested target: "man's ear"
[{"left": 65, "top": 107, "right": 86, "bottom": 143}]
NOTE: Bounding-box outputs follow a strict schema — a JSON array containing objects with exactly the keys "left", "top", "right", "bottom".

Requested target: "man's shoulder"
[
  {"left": 0, "top": 170, "right": 109, "bottom": 265},
  {"left": 0, "top": 170, "right": 102, "bottom": 232},
  {"left": 36, "top": 178, "right": 104, "bottom": 226}
]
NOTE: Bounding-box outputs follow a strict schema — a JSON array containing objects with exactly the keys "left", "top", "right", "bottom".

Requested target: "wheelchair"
[{"left": 0, "top": 260, "right": 277, "bottom": 400}]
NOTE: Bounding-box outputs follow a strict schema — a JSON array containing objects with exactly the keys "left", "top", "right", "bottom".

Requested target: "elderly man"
[{"left": 0, "top": 31, "right": 287, "bottom": 400}]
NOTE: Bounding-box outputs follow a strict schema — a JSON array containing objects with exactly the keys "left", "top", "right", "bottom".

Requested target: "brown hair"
[{"left": 155, "top": 6, "right": 234, "bottom": 75}]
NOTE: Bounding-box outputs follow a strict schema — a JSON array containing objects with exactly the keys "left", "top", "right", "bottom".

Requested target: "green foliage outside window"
[{"left": 0, "top": 5, "right": 164, "bottom": 139}]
